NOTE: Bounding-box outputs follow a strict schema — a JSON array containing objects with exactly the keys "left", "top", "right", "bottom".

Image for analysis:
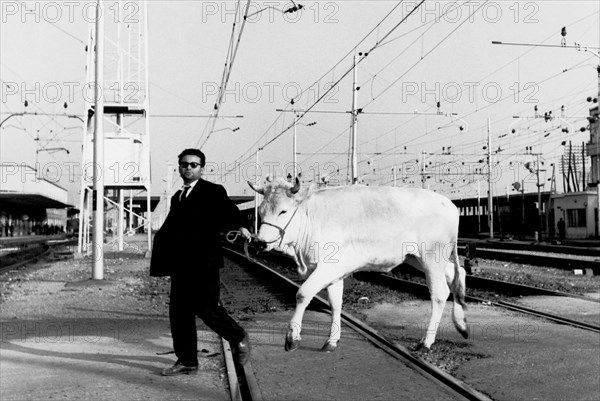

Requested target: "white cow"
[{"left": 249, "top": 177, "right": 468, "bottom": 352}]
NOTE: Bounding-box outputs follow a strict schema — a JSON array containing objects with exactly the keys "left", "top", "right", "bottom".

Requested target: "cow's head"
[{"left": 248, "top": 176, "right": 301, "bottom": 250}]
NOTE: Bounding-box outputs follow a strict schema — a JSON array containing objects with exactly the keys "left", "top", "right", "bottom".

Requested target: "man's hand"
[{"left": 239, "top": 227, "right": 252, "bottom": 240}]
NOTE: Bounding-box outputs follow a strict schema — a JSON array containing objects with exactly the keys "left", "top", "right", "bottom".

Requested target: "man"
[
  {"left": 557, "top": 217, "right": 566, "bottom": 241},
  {"left": 150, "top": 148, "right": 252, "bottom": 376}
]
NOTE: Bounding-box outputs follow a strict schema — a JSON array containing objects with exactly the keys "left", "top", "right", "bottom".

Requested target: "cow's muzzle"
[
  {"left": 257, "top": 208, "right": 300, "bottom": 248},
  {"left": 259, "top": 221, "right": 286, "bottom": 247}
]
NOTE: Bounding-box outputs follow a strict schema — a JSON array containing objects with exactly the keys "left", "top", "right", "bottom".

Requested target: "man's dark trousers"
[{"left": 169, "top": 268, "right": 245, "bottom": 366}]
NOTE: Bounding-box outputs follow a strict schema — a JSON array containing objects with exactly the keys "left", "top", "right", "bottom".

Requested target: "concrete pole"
[
  {"left": 146, "top": 191, "right": 151, "bottom": 255},
  {"left": 117, "top": 113, "right": 124, "bottom": 252},
  {"left": 521, "top": 180, "right": 525, "bottom": 238},
  {"left": 487, "top": 118, "right": 494, "bottom": 239},
  {"left": 421, "top": 150, "right": 426, "bottom": 189},
  {"left": 143, "top": 0, "right": 152, "bottom": 257},
  {"left": 293, "top": 112, "right": 297, "bottom": 179},
  {"left": 165, "top": 162, "right": 173, "bottom": 213},
  {"left": 596, "top": 64, "right": 600, "bottom": 238},
  {"left": 477, "top": 180, "right": 481, "bottom": 234},
  {"left": 597, "top": 180, "right": 599, "bottom": 238},
  {"left": 85, "top": 188, "right": 92, "bottom": 255},
  {"left": 536, "top": 153, "right": 543, "bottom": 241},
  {"left": 92, "top": 0, "right": 105, "bottom": 280},
  {"left": 118, "top": 189, "right": 124, "bottom": 251},
  {"left": 128, "top": 190, "right": 133, "bottom": 233},
  {"left": 77, "top": 188, "right": 86, "bottom": 255},
  {"left": 254, "top": 148, "right": 261, "bottom": 234},
  {"left": 350, "top": 53, "right": 358, "bottom": 184}
]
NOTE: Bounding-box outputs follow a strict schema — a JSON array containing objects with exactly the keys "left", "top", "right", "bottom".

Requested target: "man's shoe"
[
  {"left": 161, "top": 361, "right": 199, "bottom": 376},
  {"left": 235, "top": 333, "right": 251, "bottom": 365}
]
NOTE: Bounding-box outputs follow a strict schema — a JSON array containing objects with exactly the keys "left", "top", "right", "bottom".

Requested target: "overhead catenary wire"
[
  {"left": 256, "top": 2, "right": 425, "bottom": 150},
  {"left": 353, "top": 54, "right": 596, "bottom": 185},
  {"left": 293, "top": 1, "right": 486, "bottom": 176},
  {"left": 198, "top": 0, "right": 251, "bottom": 149},
  {"left": 327, "top": 9, "right": 599, "bottom": 174},
  {"left": 340, "top": 9, "right": 598, "bottom": 164},
  {"left": 360, "top": 0, "right": 489, "bottom": 113},
  {"left": 222, "top": 1, "right": 425, "bottom": 177}
]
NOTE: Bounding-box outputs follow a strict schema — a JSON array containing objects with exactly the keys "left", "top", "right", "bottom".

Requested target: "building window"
[{"left": 566, "top": 208, "right": 586, "bottom": 228}]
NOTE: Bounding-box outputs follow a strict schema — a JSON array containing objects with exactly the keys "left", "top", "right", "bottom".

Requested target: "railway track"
[
  {"left": 221, "top": 241, "right": 599, "bottom": 400},
  {"left": 220, "top": 246, "right": 491, "bottom": 401},
  {"left": 246, "top": 243, "right": 598, "bottom": 297},
  {"left": 456, "top": 240, "right": 600, "bottom": 274},
  {"left": 0, "top": 238, "right": 75, "bottom": 274},
  {"left": 232, "top": 243, "right": 599, "bottom": 336},
  {"left": 356, "top": 272, "right": 600, "bottom": 334},
  {"left": 459, "top": 246, "right": 599, "bottom": 274},
  {"left": 458, "top": 238, "right": 600, "bottom": 258}
]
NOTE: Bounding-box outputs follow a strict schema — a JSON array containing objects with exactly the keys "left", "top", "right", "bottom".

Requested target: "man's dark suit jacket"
[{"left": 149, "top": 178, "right": 243, "bottom": 277}]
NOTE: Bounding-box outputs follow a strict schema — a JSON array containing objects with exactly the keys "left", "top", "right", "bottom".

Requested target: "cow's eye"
[{"left": 278, "top": 210, "right": 287, "bottom": 216}]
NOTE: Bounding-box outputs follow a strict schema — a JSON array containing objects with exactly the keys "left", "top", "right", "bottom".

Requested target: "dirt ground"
[
  {"left": 356, "top": 299, "right": 599, "bottom": 401},
  {"left": 2, "top": 244, "right": 599, "bottom": 400},
  {"left": 340, "top": 256, "right": 600, "bottom": 375},
  {"left": 0, "top": 253, "right": 232, "bottom": 401}
]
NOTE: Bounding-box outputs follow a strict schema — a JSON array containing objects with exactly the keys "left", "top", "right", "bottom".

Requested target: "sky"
[{"left": 1, "top": 1, "right": 599, "bottom": 216}]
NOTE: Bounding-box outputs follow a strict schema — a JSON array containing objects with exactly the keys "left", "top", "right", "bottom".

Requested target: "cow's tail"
[{"left": 450, "top": 240, "right": 468, "bottom": 339}]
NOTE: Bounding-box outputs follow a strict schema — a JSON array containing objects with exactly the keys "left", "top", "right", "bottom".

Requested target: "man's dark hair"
[{"left": 178, "top": 148, "right": 206, "bottom": 167}]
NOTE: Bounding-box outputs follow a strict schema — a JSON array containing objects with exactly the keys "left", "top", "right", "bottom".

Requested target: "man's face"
[{"left": 178, "top": 155, "right": 203, "bottom": 184}]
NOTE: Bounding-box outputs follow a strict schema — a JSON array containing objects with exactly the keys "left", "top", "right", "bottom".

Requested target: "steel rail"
[
  {"left": 491, "top": 300, "right": 600, "bottom": 334},
  {"left": 461, "top": 248, "right": 600, "bottom": 274},
  {"left": 465, "top": 274, "right": 600, "bottom": 304},
  {"left": 0, "top": 239, "right": 76, "bottom": 275},
  {"left": 224, "top": 246, "right": 492, "bottom": 401},
  {"left": 220, "top": 289, "right": 264, "bottom": 401},
  {"left": 0, "top": 245, "right": 52, "bottom": 275},
  {"left": 392, "top": 265, "right": 600, "bottom": 304},
  {"left": 457, "top": 239, "right": 600, "bottom": 258},
  {"left": 222, "top": 337, "right": 243, "bottom": 401},
  {"left": 360, "top": 273, "right": 600, "bottom": 334}
]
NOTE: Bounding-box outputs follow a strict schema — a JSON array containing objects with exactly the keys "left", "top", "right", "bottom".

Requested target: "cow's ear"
[
  {"left": 290, "top": 177, "right": 301, "bottom": 194},
  {"left": 248, "top": 181, "right": 264, "bottom": 195}
]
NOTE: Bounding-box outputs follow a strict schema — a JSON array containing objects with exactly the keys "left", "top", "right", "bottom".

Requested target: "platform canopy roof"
[
  {"left": 0, "top": 193, "right": 71, "bottom": 209},
  {"left": 0, "top": 164, "right": 72, "bottom": 210},
  {"left": 230, "top": 195, "right": 255, "bottom": 205}
]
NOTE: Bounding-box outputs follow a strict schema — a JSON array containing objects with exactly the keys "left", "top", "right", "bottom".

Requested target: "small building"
[
  {"left": 550, "top": 98, "right": 599, "bottom": 239},
  {"left": 551, "top": 191, "right": 598, "bottom": 239}
]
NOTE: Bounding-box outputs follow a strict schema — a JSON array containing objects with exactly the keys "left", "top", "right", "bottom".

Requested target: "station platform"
[{"left": 0, "top": 239, "right": 233, "bottom": 401}]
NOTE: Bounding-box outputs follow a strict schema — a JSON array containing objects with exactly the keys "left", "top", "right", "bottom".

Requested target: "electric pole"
[
  {"left": 350, "top": 53, "right": 359, "bottom": 184},
  {"left": 92, "top": 0, "right": 105, "bottom": 280},
  {"left": 487, "top": 118, "right": 494, "bottom": 239}
]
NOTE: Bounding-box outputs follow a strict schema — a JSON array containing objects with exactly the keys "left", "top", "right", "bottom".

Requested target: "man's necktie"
[{"left": 179, "top": 185, "right": 190, "bottom": 202}]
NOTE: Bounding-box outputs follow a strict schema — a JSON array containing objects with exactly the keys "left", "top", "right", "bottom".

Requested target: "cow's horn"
[
  {"left": 290, "top": 177, "right": 301, "bottom": 194},
  {"left": 247, "top": 181, "right": 264, "bottom": 195}
]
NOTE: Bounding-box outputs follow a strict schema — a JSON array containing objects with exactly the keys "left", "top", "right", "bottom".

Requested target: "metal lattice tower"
[{"left": 77, "top": 1, "right": 152, "bottom": 262}]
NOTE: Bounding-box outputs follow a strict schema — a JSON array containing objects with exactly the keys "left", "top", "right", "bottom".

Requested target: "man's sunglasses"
[{"left": 179, "top": 162, "right": 202, "bottom": 168}]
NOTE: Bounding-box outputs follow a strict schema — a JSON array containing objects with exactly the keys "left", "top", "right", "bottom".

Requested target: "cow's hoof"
[
  {"left": 413, "top": 342, "right": 431, "bottom": 353},
  {"left": 285, "top": 338, "right": 300, "bottom": 352},
  {"left": 321, "top": 342, "right": 337, "bottom": 352}
]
